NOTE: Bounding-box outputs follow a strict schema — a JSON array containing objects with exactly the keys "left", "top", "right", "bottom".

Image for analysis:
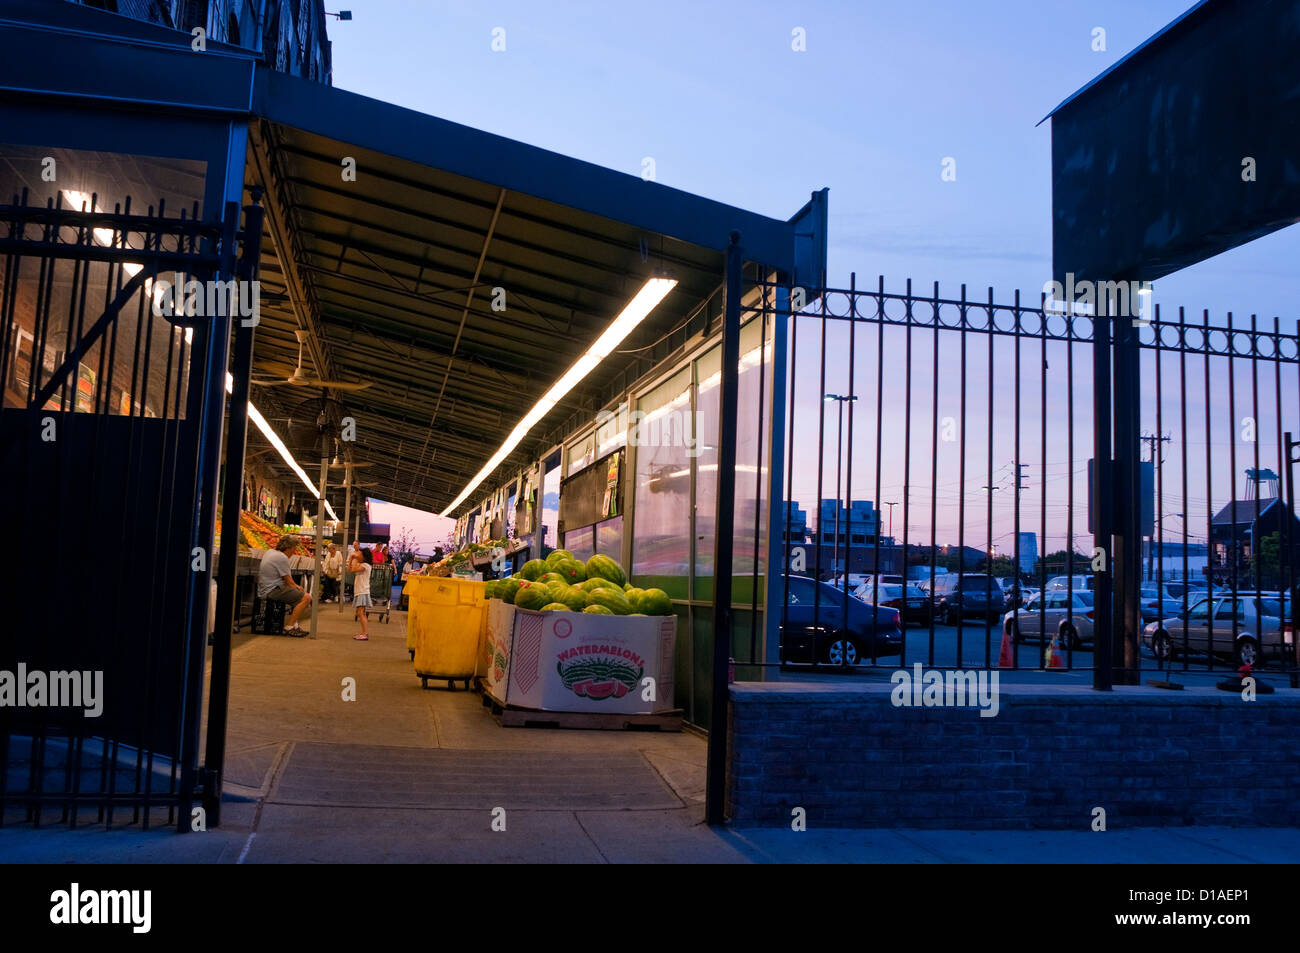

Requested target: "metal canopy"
[
  {"left": 1046, "top": 0, "right": 1300, "bottom": 284},
  {"left": 244, "top": 69, "right": 809, "bottom": 517}
]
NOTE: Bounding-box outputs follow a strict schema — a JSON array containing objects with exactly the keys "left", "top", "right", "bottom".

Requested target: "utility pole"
[
  {"left": 1015, "top": 464, "right": 1029, "bottom": 582},
  {"left": 1141, "top": 433, "right": 1170, "bottom": 581},
  {"left": 884, "top": 501, "right": 898, "bottom": 541}
]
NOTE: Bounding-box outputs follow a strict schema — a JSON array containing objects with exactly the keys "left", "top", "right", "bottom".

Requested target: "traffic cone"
[
  {"left": 998, "top": 624, "right": 1015, "bottom": 667},
  {"left": 1044, "top": 630, "right": 1066, "bottom": 670}
]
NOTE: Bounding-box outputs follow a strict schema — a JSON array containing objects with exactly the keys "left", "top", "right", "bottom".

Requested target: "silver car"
[
  {"left": 1142, "top": 594, "right": 1293, "bottom": 667},
  {"left": 1002, "top": 590, "right": 1096, "bottom": 649}
]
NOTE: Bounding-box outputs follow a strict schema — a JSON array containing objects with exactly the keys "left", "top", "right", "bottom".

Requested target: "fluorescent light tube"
[
  {"left": 439, "top": 275, "right": 676, "bottom": 516},
  {"left": 225, "top": 373, "right": 339, "bottom": 522}
]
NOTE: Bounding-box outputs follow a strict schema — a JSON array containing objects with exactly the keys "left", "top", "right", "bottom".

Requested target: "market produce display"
[
  {"left": 585, "top": 553, "right": 626, "bottom": 587},
  {"left": 488, "top": 554, "right": 673, "bottom": 616},
  {"left": 214, "top": 507, "right": 312, "bottom": 556},
  {"left": 429, "top": 537, "right": 525, "bottom": 576}
]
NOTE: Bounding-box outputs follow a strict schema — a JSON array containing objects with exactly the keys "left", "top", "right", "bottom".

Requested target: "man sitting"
[{"left": 258, "top": 536, "right": 311, "bottom": 636}]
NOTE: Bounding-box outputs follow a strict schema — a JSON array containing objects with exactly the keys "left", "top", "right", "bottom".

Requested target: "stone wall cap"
[{"left": 728, "top": 679, "right": 1300, "bottom": 705}]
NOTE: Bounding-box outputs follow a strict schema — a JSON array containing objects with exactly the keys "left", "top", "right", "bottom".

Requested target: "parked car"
[
  {"left": 1164, "top": 581, "right": 1209, "bottom": 600},
  {"left": 1001, "top": 584, "right": 1040, "bottom": 610},
  {"left": 780, "top": 575, "right": 904, "bottom": 666},
  {"left": 1003, "top": 590, "right": 1095, "bottom": 648},
  {"left": 1046, "top": 574, "right": 1097, "bottom": 592},
  {"left": 862, "top": 582, "right": 932, "bottom": 627},
  {"left": 827, "top": 573, "right": 868, "bottom": 590},
  {"left": 929, "top": 573, "right": 1004, "bottom": 625},
  {"left": 1143, "top": 593, "right": 1293, "bottom": 667},
  {"left": 852, "top": 575, "right": 904, "bottom": 602},
  {"left": 1139, "top": 585, "right": 1185, "bottom": 623}
]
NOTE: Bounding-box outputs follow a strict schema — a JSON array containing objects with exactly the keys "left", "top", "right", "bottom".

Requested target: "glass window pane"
[
  {"left": 596, "top": 516, "right": 623, "bottom": 558},
  {"left": 563, "top": 524, "right": 595, "bottom": 562},
  {"left": 632, "top": 367, "right": 692, "bottom": 599},
  {"left": 541, "top": 452, "right": 561, "bottom": 555},
  {"left": 695, "top": 316, "right": 771, "bottom": 604}
]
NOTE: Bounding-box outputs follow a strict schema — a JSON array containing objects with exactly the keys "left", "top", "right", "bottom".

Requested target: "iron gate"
[{"left": 0, "top": 187, "right": 259, "bottom": 830}]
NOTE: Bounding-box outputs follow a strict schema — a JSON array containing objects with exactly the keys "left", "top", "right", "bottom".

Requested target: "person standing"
[
  {"left": 322, "top": 543, "right": 343, "bottom": 603},
  {"left": 349, "top": 546, "right": 373, "bottom": 641},
  {"left": 257, "top": 536, "right": 311, "bottom": 636}
]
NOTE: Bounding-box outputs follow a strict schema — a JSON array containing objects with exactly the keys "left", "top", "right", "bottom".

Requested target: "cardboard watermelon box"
[{"left": 483, "top": 603, "right": 675, "bottom": 714}]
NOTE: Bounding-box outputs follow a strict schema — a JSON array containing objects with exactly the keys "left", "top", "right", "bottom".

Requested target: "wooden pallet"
[{"left": 480, "top": 691, "right": 682, "bottom": 731}]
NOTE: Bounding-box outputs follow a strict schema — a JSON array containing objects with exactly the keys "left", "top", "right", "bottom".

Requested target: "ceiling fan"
[{"left": 252, "top": 329, "right": 373, "bottom": 392}]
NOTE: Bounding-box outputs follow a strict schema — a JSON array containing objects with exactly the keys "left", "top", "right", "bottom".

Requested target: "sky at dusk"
[{"left": 327, "top": 1, "right": 1300, "bottom": 555}]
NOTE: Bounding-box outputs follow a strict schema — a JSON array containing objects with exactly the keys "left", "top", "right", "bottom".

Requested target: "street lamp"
[
  {"left": 883, "top": 501, "right": 899, "bottom": 541},
  {"left": 824, "top": 394, "right": 857, "bottom": 581}
]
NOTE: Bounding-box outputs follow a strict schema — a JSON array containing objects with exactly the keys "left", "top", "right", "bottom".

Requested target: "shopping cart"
[{"left": 368, "top": 563, "right": 394, "bottom": 623}]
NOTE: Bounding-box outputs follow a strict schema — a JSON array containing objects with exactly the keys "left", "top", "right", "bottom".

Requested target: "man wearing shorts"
[{"left": 258, "top": 536, "right": 311, "bottom": 636}]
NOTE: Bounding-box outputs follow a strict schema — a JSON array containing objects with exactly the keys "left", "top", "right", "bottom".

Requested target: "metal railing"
[{"left": 742, "top": 276, "right": 1300, "bottom": 683}]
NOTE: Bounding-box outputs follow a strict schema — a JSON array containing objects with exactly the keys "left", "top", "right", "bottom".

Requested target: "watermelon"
[
  {"left": 582, "top": 604, "right": 614, "bottom": 615},
  {"left": 623, "top": 587, "right": 646, "bottom": 611},
  {"left": 544, "top": 549, "right": 575, "bottom": 570},
  {"left": 498, "top": 578, "right": 521, "bottom": 604},
  {"left": 586, "top": 553, "right": 626, "bottom": 587},
  {"left": 578, "top": 577, "right": 623, "bottom": 594},
  {"left": 519, "top": 559, "right": 547, "bottom": 581},
  {"left": 554, "top": 558, "right": 587, "bottom": 583},
  {"left": 557, "top": 587, "right": 589, "bottom": 611},
  {"left": 587, "top": 587, "right": 632, "bottom": 616},
  {"left": 539, "top": 571, "right": 568, "bottom": 586},
  {"left": 637, "top": 588, "right": 674, "bottom": 616},
  {"left": 545, "top": 581, "right": 572, "bottom": 602},
  {"left": 484, "top": 579, "right": 499, "bottom": 600},
  {"left": 514, "top": 582, "right": 553, "bottom": 611},
  {"left": 540, "top": 602, "right": 571, "bottom": 612}
]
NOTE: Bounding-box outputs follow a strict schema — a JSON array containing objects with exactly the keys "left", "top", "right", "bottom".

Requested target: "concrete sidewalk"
[{"left": 3, "top": 604, "right": 1296, "bottom": 863}]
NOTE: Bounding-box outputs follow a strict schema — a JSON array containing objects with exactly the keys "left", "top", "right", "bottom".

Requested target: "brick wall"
[{"left": 726, "top": 681, "right": 1300, "bottom": 828}]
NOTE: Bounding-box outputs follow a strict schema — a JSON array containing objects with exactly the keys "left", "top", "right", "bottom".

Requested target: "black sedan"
[
  {"left": 778, "top": 575, "right": 904, "bottom": 666},
  {"left": 860, "top": 582, "right": 932, "bottom": 627}
]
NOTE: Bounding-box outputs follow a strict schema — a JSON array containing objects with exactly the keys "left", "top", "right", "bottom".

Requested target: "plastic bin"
[{"left": 409, "top": 576, "right": 486, "bottom": 690}]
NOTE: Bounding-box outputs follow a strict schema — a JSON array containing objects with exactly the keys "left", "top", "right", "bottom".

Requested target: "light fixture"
[
  {"left": 226, "top": 373, "right": 339, "bottom": 521},
  {"left": 439, "top": 275, "right": 677, "bottom": 516}
]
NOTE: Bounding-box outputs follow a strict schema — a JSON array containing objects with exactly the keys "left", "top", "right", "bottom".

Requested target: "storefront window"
[
  {"left": 596, "top": 515, "right": 623, "bottom": 558},
  {"left": 564, "top": 525, "right": 595, "bottom": 561},
  {"left": 505, "top": 482, "right": 517, "bottom": 539},
  {"left": 541, "top": 450, "right": 561, "bottom": 555},
  {"left": 596, "top": 401, "right": 629, "bottom": 457},
  {"left": 632, "top": 367, "right": 692, "bottom": 599},
  {"left": 567, "top": 432, "right": 595, "bottom": 476},
  {"left": 694, "top": 315, "right": 771, "bottom": 604}
]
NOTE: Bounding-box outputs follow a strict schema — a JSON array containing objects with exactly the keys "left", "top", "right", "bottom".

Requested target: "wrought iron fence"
[{"left": 743, "top": 276, "right": 1300, "bottom": 683}]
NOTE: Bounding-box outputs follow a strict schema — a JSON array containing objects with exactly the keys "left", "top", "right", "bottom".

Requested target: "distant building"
[
  {"left": 1208, "top": 469, "right": 1300, "bottom": 586},
  {"left": 1017, "top": 532, "right": 1037, "bottom": 574},
  {"left": 815, "top": 499, "right": 879, "bottom": 545},
  {"left": 783, "top": 502, "right": 808, "bottom": 545}
]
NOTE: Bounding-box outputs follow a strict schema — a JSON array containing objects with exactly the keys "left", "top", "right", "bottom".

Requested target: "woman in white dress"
[{"left": 349, "top": 546, "right": 373, "bottom": 641}]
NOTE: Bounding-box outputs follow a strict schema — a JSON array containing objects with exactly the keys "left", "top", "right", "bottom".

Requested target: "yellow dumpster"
[
  {"left": 404, "top": 576, "right": 426, "bottom": 658},
  {"left": 409, "top": 576, "right": 487, "bottom": 691}
]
